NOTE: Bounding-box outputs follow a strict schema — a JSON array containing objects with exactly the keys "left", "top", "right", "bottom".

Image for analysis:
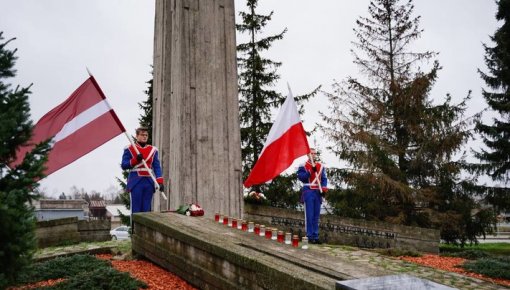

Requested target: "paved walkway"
[{"left": 311, "top": 244, "right": 509, "bottom": 290}]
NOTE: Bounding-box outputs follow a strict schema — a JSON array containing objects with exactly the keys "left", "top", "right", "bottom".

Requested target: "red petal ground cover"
[
  {"left": 96, "top": 254, "right": 197, "bottom": 290},
  {"left": 400, "top": 254, "right": 510, "bottom": 287}
]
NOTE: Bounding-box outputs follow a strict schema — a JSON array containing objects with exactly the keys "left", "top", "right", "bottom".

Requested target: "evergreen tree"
[
  {"left": 138, "top": 75, "right": 153, "bottom": 144},
  {"left": 472, "top": 0, "right": 510, "bottom": 211},
  {"left": 320, "top": 0, "right": 494, "bottom": 244},
  {"left": 237, "top": 0, "right": 288, "bottom": 181},
  {"left": 0, "top": 32, "right": 51, "bottom": 288},
  {"left": 237, "top": 0, "right": 318, "bottom": 200}
]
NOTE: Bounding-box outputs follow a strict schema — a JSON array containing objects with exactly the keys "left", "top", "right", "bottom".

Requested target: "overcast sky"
[{"left": 0, "top": 0, "right": 499, "bottom": 197}]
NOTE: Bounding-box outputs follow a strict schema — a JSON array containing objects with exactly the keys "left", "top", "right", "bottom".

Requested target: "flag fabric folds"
[
  {"left": 11, "top": 76, "right": 125, "bottom": 175},
  {"left": 243, "top": 87, "right": 310, "bottom": 187}
]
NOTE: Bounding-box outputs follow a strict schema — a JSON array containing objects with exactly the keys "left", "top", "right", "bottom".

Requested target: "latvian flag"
[{"left": 10, "top": 76, "right": 125, "bottom": 176}]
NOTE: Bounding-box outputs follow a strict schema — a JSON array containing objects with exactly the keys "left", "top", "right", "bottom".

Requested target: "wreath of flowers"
[{"left": 243, "top": 191, "right": 269, "bottom": 205}]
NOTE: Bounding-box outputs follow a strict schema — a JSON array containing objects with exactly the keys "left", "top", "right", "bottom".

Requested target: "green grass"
[
  {"left": 440, "top": 242, "right": 510, "bottom": 257},
  {"left": 440, "top": 248, "right": 489, "bottom": 259}
]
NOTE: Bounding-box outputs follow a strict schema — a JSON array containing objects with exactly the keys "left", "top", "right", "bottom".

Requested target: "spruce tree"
[
  {"left": 138, "top": 75, "right": 153, "bottom": 144},
  {"left": 237, "top": 0, "right": 318, "bottom": 205},
  {"left": 237, "top": 0, "right": 288, "bottom": 181},
  {"left": 473, "top": 0, "right": 510, "bottom": 211},
  {"left": 0, "top": 32, "right": 51, "bottom": 288},
  {"left": 320, "top": 0, "right": 494, "bottom": 244}
]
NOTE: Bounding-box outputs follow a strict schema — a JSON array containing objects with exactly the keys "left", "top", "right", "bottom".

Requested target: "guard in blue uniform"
[
  {"left": 121, "top": 127, "right": 164, "bottom": 213},
  {"left": 297, "top": 148, "right": 328, "bottom": 244}
]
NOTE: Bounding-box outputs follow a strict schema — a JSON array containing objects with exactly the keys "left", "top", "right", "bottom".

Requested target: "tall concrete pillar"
[{"left": 152, "top": 0, "right": 243, "bottom": 218}]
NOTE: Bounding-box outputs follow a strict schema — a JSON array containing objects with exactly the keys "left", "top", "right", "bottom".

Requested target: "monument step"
[{"left": 132, "top": 212, "right": 390, "bottom": 290}]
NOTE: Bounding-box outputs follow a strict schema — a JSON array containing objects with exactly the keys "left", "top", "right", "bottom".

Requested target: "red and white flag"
[
  {"left": 244, "top": 87, "right": 310, "bottom": 187},
  {"left": 10, "top": 76, "right": 125, "bottom": 175}
]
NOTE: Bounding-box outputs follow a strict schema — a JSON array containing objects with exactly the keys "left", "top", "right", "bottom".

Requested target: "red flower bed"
[
  {"left": 400, "top": 254, "right": 510, "bottom": 287},
  {"left": 96, "top": 254, "right": 197, "bottom": 290}
]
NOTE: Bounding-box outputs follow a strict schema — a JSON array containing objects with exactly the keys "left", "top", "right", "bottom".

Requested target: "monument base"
[{"left": 132, "top": 212, "right": 390, "bottom": 290}]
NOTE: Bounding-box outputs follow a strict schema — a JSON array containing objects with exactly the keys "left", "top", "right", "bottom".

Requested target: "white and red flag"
[
  {"left": 10, "top": 76, "right": 125, "bottom": 175},
  {"left": 244, "top": 87, "right": 310, "bottom": 187}
]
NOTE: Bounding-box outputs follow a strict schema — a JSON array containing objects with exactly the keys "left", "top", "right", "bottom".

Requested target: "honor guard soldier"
[
  {"left": 121, "top": 127, "right": 164, "bottom": 213},
  {"left": 297, "top": 148, "right": 328, "bottom": 244}
]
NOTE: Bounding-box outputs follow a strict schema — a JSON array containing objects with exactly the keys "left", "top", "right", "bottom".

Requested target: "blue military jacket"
[
  {"left": 121, "top": 143, "right": 163, "bottom": 191},
  {"left": 297, "top": 161, "right": 328, "bottom": 191}
]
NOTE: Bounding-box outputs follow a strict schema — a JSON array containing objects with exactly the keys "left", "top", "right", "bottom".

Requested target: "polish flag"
[
  {"left": 244, "top": 87, "right": 310, "bottom": 187},
  {"left": 10, "top": 76, "right": 125, "bottom": 176}
]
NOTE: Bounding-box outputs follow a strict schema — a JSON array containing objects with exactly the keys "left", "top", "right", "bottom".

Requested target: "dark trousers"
[
  {"left": 130, "top": 178, "right": 154, "bottom": 213},
  {"left": 303, "top": 189, "right": 321, "bottom": 240}
]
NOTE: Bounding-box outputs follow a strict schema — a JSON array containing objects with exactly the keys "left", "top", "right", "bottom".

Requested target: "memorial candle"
[
  {"left": 292, "top": 235, "right": 299, "bottom": 248},
  {"left": 277, "top": 231, "right": 284, "bottom": 243}
]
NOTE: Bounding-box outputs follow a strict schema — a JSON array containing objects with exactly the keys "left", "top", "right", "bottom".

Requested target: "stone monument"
[{"left": 152, "top": 0, "right": 243, "bottom": 218}]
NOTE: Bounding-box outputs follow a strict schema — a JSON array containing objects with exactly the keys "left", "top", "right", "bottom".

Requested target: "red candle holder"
[
  {"left": 214, "top": 213, "right": 220, "bottom": 222},
  {"left": 277, "top": 231, "right": 284, "bottom": 243},
  {"left": 242, "top": 221, "right": 248, "bottom": 231},
  {"left": 232, "top": 219, "right": 238, "bottom": 229},
  {"left": 254, "top": 224, "right": 260, "bottom": 235},
  {"left": 292, "top": 235, "right": 299, "bottom": 248},
  {"left": 265, "top": 228, "right": 272, "bottom": 239},
  {"left": 223, "top": 216, "right": 228, "bottom": 225}
]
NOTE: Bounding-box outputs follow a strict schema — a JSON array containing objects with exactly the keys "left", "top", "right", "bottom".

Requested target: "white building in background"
[{"left": 106, "top": 204, "right": 130, "bottom": 228}]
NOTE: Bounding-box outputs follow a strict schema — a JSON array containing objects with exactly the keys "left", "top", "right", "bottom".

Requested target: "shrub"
[
  {"left": 16, "top": 254, "right": 111, "bottom": 284},
  {"left": 15, "top": 254, "right": 147, "bottom": 289},
  {"left": 440, "top": 249, "right": 489, "bottom": 260},
  {"left": 262, "top": 174, "right": 301, "bottom": 209},
  {"left": 462, "top": 256, "right": 510, "bottom": 280},
  {"left": 49, "top": 267, "right": 146, "bottom": 290},
  {"left": 379, "top": 248, "right": 422, "bottom": 257}
]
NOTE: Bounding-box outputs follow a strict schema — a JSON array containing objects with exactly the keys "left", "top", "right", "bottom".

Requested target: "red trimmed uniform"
[
  {"left": 121, "top": 143, "right": 164, "bottom": 213},
  {"left": 297, "top": 161, "right": 328, "bottom": 242}
]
